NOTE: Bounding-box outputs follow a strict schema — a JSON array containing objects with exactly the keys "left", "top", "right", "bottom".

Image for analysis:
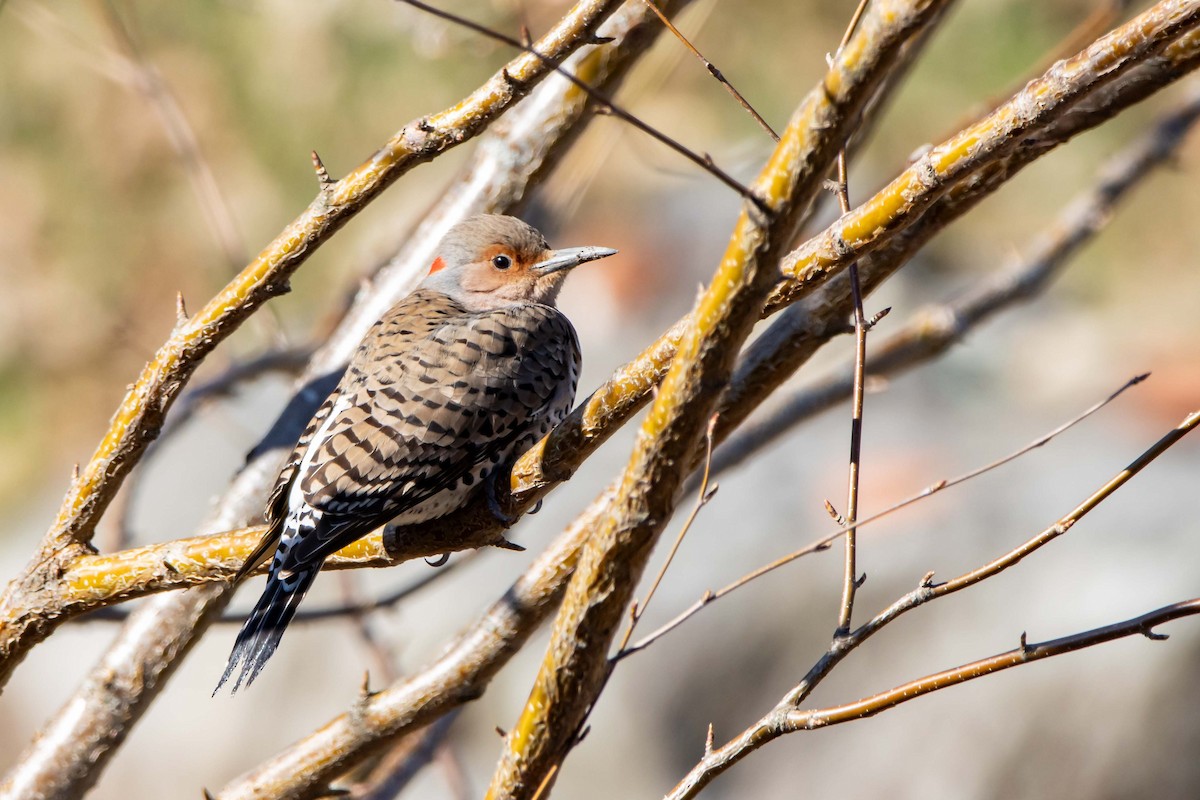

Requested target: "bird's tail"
[{"left": 214, "top": 564, "right": 320, "bottom": 695}]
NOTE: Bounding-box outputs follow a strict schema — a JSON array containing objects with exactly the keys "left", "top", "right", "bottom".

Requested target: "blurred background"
[{"left": 2, "top": 0, "right": 1199, "bottom": 797}]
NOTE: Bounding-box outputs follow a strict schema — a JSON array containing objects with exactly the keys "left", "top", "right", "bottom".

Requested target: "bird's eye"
[{"left": 491, "top": 254, "right": 512, "bottom": 270}]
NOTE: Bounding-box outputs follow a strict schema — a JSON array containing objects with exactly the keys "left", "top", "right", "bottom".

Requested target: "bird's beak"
[{"left": 531, "top": 246, "right": 618, "bottom": 275}]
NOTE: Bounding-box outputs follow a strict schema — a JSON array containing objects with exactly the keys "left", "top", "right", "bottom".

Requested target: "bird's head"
[{"left": 421, "top": 214, "right": 617, "bottom": 309}]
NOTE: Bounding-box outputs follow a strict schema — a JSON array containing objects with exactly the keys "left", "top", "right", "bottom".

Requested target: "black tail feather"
[{"left": 214, "top": 566, "right": 320, "bottom": 695}]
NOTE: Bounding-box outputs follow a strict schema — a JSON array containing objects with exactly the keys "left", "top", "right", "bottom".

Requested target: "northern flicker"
[{"left": 217, "top": 214, "right": 615, "bottom": 693}]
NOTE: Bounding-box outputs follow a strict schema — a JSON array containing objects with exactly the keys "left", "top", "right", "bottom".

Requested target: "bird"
[{"left": 216, "top": 214, "right": 616, "bottom": 693}]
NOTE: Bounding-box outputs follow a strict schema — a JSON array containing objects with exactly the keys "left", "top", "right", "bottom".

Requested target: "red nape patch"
[{"left": 428, "top": 256, "right": 446, "bottom": 274}]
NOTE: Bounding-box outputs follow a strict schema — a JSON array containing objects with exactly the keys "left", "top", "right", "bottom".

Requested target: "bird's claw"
[
  {"left": 527, "top": 499, "right": 544, "bottom": 515},
  {"left": 493, "top": 537, "right": 526, "bottom": 552},
  {"left": 425, "top": 552, "right": 451, "bottom": 567},
  {"left": 485, "top": 470, "right": 517, "bottom": 526}
]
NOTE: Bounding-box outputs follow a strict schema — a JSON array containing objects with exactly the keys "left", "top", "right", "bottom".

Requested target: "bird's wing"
[
  {"left": 234, "top": 393, "right": 336, "bottom": 582},
  {"left": 284, "top": 296, "right": 580, "bottom": 563}
]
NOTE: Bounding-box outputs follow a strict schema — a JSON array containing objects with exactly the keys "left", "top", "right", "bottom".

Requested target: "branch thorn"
[
  {"left": 175, "top": 292, "right": 189, "bottom": 327},
  {"left": 704, "top": 723, "right": 715, "bottom": 756},
  {"left": 1144, "top": 628, "right": 1170, "bottom": 641},
  {"left": 919, "top": 571, "right": 935, "bottom": 588},
  {"left": 311, "top": 150, "right": 334, "bottom": 192}
]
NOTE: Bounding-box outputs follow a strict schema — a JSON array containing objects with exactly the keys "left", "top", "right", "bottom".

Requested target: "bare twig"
[
  {"left": 669, "top": 597, "right": 1200, "bottom": 799},
  {"left": 620, "top": 373, "right": 1147, "bottom": 658},
  {"left": 398, "top": 0, "right": 766, "bottom": 211},
  {"left": 638, "top": 0, "right": 779, "bottom": 140},
  {"left": 828, "top": 0, "right": 875, "bottom": 638},
  {"left": 667, "top": 409, "right": 1200, "bottom": 799},
  {"left": 616, "top": 413, "right": 719, "bottom": 655}
]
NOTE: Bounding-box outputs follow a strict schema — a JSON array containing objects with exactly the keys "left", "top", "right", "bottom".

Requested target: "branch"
[
  {"left": 80, "top": 557, "right": 464, "bottom": 626},
  {"left": 486, "top": 2, "right": 956, "bottom": 796},
  {"left": 666, "top": 410, "right": 1200, "bottom": 798},
  {"left": 767, "top": 0, "right": 1200, "bottom": 315},
  {"left": 638, "top": 0, "right": 779, "bottom": 141},
  {"left": 618, "top": 372, "right": 1147, "bottom": 659},
  {"left": 709, "top": 85, "right": 1200, "bottom": 480},
  {"left": 398, "top": 0, "right": 764, "bottom": 209},
  {"left": 214, "top": 492, "right": 606, "bottom": 800},
  {"left": 711, "top": 28, "right": 1200, "bottom": 478},
  {"left": 669, "top": 597, "right": 1200, "bottom": 799}
]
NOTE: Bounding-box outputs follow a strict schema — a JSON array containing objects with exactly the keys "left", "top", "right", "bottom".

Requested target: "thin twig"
[
  {"left": 615, "top": 414, "right": 719, "bottom": 655},
  {"left": 832, "top": 0, "right": 874, "bottom": 637},
  {"left": 397, "top": 0, "right": 769, "bottom": 214},
  {"left": 638, "top": 0, "right": 779, "bottom": 140},
  {"left": 667, "top": 409, "right": 1200, "bottom": 798},
  {"left": 669, "top": 596, "right": 1200, "bottom": 799},
  {"left": 621, "top": 374, "right": 1148, "bottom": 658}
]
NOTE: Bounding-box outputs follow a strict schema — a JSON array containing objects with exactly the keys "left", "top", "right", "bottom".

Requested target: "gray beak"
[{"left": 532, "top": 246, "right": 618, "bottom": 275}]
